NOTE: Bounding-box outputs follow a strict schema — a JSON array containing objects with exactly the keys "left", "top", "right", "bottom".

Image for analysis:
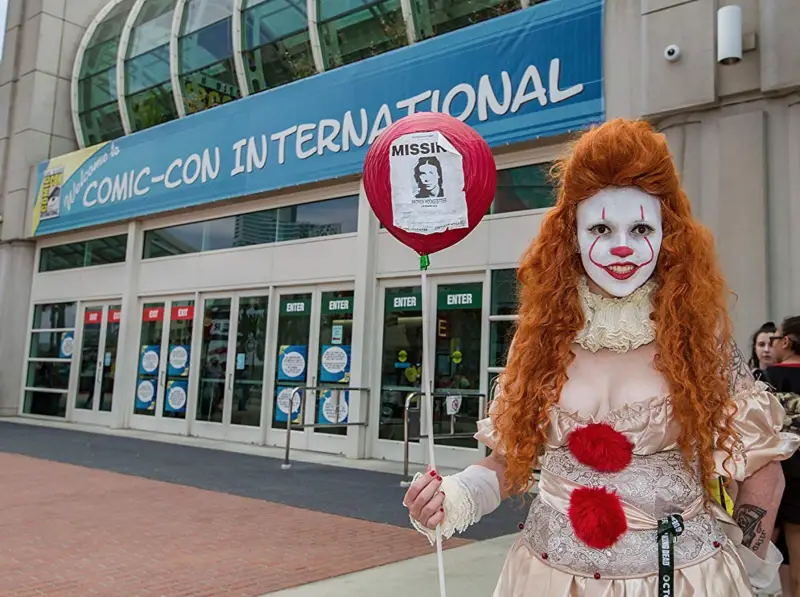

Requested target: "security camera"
[{"left": 664, "top": 45, "right": 681, "bottom": 62}]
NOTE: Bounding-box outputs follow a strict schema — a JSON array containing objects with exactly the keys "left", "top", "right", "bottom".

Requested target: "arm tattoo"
[{"left": 734, "top": 503, "right": 768, "bottom": 552}]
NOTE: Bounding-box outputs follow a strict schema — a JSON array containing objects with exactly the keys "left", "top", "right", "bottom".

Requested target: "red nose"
[{"left": 610, "top": 246, "right": 634, "bottom": 258}]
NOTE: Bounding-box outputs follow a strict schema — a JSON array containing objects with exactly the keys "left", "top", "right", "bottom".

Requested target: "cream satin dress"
[{"left": 476, "top": 356, "right": 796, "bottom": 597}]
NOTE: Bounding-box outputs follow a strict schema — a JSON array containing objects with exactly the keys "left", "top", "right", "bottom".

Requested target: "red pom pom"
[
  {"left": 568, "top": 486, "right": 627, "bottom": 549},
  {"left": 568, "top": 423, "right": 633, "bottom": 473}
]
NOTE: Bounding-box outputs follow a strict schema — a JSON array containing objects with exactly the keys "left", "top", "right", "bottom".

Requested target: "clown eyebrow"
[
  {"left": 601, "top": 207, "right": 606, "bottom": 219},
  {"left": 640, "top": 205, "right": 645, "bottom": 220}
]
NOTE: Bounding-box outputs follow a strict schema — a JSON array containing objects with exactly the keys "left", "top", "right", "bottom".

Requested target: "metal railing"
[
  {"left": 400, "top": 390, "right": 486, "bottom": 486},
  {"left": 280, "top": 385, "right": 370, "bottom": 470}
]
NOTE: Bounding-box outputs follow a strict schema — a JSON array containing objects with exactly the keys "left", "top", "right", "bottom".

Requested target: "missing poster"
[{"left": 389, "top": 131, "right": 468, "bottom": 235}]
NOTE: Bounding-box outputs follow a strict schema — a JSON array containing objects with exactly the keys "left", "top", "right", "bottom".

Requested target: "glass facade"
[
  {"left": 491, "top": 162, "right": 556, "bottom": 214},
  {"left": 39, "top": 235, "right": 128, "bottom": 272},
  {"left": 317, "top": 0, "right": 407, "bottom": 70},
  {"left": 125, "top": 0, "right": 179, "bottom": 132},
  {"left": 75, "top": 0, "right": 546, "bottom": 145},
  {"left": 488, "top": 269, "right": 517, "bottom": 368},
  {"left": 142, "top": 195, "right": 358, "bottom": 258}
]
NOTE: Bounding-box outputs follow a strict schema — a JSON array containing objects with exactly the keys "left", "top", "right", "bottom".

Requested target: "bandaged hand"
[{"left": 403, "top": 464, "right": 502, "bottom": 545}]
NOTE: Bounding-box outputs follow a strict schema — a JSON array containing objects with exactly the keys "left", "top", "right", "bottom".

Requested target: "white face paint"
[{"left": 576, "top": 187, "right": 663, "bottom": 297}]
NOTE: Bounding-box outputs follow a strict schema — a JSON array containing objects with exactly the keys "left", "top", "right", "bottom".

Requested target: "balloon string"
[{"left": 420, "top": 254, "right": 430, "bottom": 271}]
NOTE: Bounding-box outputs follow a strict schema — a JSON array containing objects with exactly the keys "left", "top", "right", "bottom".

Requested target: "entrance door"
[
  {"left": 268, "top": 286, "right": 356, "bottom": 452},
  {"left": 192, "top": 292, "right": 269, "bottom": 443},
  {"left": 130, "top": 298, "right": 196, "bottom": 434},
  {"left": 372, "top": 276, "right": 487, "bottom": 469},
  {"left": 72, "top": 303, "right": 122, "bottom": 424}
]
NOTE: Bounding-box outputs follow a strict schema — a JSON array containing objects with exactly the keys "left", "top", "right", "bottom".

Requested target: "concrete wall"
[{"left": 0, "top": 0, "right": 108, "bottom": 414}]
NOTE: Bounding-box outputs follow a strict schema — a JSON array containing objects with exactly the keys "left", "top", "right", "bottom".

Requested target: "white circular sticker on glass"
[
  {"left": 281, "top": 351, "right": 306, "bottom": 379},
  {"left": 321, "top": 346, "right": 348, "bottom": 374},
  {"left": 60, "top": 334, "right": 74, "bottom": 357},
  {"left": 137, "top": 381, "right": 155, "bottom": 404},
  {"left": 276, "top": 387, "right": 301, "bottom": 414},
  {"left": 167, "top": 385, "right": 187, "bottom": 410},
  {"left": 322, "top": 394, "right": 349, "bottom": 424},
  {"left": 141, "top": 349, "right": 159, "bottom": 373},
  {"left": 169, "top": 346, "right": 188, "bottom": 370}
]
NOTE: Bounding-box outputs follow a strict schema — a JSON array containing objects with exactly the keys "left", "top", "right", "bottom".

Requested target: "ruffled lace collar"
[{"left": 574, "top": 276, "right": 657, "bottom": 353}]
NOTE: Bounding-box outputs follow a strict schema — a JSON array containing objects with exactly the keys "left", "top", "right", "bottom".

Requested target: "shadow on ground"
[{"left": 0, "top": 422, "right": 527, "bottom": 541}]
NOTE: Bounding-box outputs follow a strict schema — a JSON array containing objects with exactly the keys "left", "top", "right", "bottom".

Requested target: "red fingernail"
[
  {"left": 440, "top": 508, "right": 444, "bottom": 513},
  {"left": 430, "top": 470, "right": 437, "bottom": 477},
  {"left": 437, "top": 476, "right": 442, "bottom": 481}
]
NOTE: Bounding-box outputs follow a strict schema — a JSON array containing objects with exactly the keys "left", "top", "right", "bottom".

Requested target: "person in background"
[
  {"left": 751, "top": 321, "right": 778, "bottom": 381},
  {"left": 767, "top": 316, "right": 800, "bottom": 596}
]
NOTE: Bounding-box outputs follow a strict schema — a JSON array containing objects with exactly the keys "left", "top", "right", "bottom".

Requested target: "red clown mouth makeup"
[{"left": 602, "top": 262, "right": 640, "bottom": 280}]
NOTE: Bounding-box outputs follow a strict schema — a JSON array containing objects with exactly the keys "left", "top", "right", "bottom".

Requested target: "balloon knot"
[{"left": 420, "top": 254, "right": 430, "bottom": 271}]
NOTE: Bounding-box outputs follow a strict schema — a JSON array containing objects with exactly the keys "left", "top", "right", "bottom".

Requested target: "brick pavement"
[{"left": 0, "top": 453, "right": 469, "bottom": 597}]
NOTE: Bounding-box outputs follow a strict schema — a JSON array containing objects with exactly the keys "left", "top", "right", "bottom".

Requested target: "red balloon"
[{"left": 363, "top": 112, "right": 497, "bottom": 256}]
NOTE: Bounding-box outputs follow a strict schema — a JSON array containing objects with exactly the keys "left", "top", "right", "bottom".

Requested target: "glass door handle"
[{"left": 227, "top": 373, "right": 233, "bottom": 391}]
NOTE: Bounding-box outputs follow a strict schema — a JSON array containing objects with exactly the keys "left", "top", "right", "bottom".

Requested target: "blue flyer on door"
[
  {"left": 59, "top": 331, "right": 74, "bottom": 359},
  {"left": 135, "top": 378, "right": 157, "bottom": 411},
  {"left": 167, "top": 344, "right": 190, "bottom": 377},
  {"left": 277, "top": 345, "right": 307, "bottom": 382},
  {"left": 319, "top": 345, "right": 351, "bottom": 383},
  {"left": 274, "top": 386, "right": 302, "bottom": 423},
  {"left": 139, "top": 345, "right": 160, "bottom": 376},
  {"left": 165, "top": 379, "right": 188, "bottom": 413},
  {"left": 317, "top": 390, "right": 349, "bottom": 425}
]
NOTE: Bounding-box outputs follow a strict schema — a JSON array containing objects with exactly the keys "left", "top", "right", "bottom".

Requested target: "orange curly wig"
[{"left": 494, "top": 118, "right": 739, "bottom": 497}]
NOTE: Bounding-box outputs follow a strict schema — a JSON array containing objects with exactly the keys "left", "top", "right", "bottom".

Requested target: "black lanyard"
[{"left": 657, "top": 514, "right": 685, "bottom": 597}]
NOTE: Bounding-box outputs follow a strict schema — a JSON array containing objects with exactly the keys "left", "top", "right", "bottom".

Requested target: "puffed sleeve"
[
  {"left": 475, "top": 395, "right": 503, "bottom": 453},
  {"left": 714, "top": 343, "right": 800, "bottom": 481}
]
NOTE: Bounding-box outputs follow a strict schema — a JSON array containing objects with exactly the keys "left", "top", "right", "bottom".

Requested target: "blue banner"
[{"left": 31, "top": 0, "right": 603, "bottom": 236}]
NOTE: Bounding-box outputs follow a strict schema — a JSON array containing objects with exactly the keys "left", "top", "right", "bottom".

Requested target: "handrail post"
[
  {"left": 400, "top": 391, "right": 419, "bottom": 487},
  {"left": 281, "top": 386, "right": 302, "bottom": 470}
]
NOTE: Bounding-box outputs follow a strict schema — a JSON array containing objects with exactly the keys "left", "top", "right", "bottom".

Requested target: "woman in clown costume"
[{"left": 403, "top": 119, "right": 798, "bottom": 596}]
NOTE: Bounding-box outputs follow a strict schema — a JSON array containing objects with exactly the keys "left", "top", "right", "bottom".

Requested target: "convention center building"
[{"left": 1, "top": 0, "right": 799, "bottom": 469}]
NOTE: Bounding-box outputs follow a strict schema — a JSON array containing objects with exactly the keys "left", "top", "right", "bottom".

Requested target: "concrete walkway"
[{"left": 259, "top": 534, "right": 516, "bottom": 597}]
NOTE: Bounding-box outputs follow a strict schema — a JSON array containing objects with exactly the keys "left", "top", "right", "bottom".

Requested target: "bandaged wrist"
[
  {"left": 736, "top": 542, "right": 782, "bottom": 595},
  {"left": 409, "top": 465, "right": 502, "bottom": 545}
]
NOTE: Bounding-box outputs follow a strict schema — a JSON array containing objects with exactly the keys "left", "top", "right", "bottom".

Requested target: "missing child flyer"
[{"left": 389, "top": 131, "right": 468, "bottom": 235}]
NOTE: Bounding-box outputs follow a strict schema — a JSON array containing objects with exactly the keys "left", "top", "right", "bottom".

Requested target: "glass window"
[
  {"left": 134, "top": 302, "right": 165, "bottom": 416},
  {"left": 24, "top": 302, "right": 76, "bottom": 418},
  {"left": 39, "top": 235, "right": 127, "bottom": 272},
  {"left": 413, "top": 0, "right": 519, "bottom": 41},
  {"left": 178, "top": 0, "right": 240, "bottom": 115},
  {"left": 491, "top": 163, "right": 556, "bottom": 215},
  {"left": 275, "top": 196, "right": 359, "bottom": 242},
  {"left": 378, "top": 286, "right": 422, "bottom": 441},
  {"left": 124, "top": 0, "right": 179, "bottom": 132},
  {"left": 318, "top": 0, "right": 407, "bottom": 70},
  {"left": 33, "top": 303, "right": 77, "bottom": 330},
  {"left": 142, "top": 196, "right": 357, "bottom": 258},
  {"left": 243, "top": 0, "right": 316, "bottom": 93},
  {"left": 164, "top": 300, "right": 194, "bottom": 419},
  {"left": 77, "top": 0, "right": 138, "bottom": 145},
  {"left": 489, "top": 269, "right": 517, "bottom": 368}
]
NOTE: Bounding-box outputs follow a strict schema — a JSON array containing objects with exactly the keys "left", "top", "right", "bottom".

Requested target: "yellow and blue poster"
[
  {"left": 139, "top": 345, "right": 160, "bottom": 376},
  {"left": 277, "top": 345, "right": 307, "bottom": 382},
  {"left": 317, "top": 390, "right": 349, "bottom": 425},
  {"left": 168, "top": 345, "right": 190, "bottom": 377},
  {"left": 59, "top": 332, "right": 74, "bottom": 359},
  {"left": 165, "top": 380, "right": 188, "bottom": 414},
  {"left": 319, "top": 345, "right": 351, "bottom": 383},
  {"left": 274, "top": 386, "right": 302, "bottom": 424},
  {"left": 135, "top": 378, "right": 157, "bottom": 411}
]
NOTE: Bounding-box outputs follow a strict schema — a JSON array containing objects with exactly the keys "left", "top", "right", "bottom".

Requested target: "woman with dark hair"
[
  {"left": 751, "top": 321, "right": 777, "bottom": 381},
  {"left": 413, "top": 157, "right": 444, "bottom": 199},
  {"left": 767, "top": 316, "right": 800, "bottom": 596}
]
